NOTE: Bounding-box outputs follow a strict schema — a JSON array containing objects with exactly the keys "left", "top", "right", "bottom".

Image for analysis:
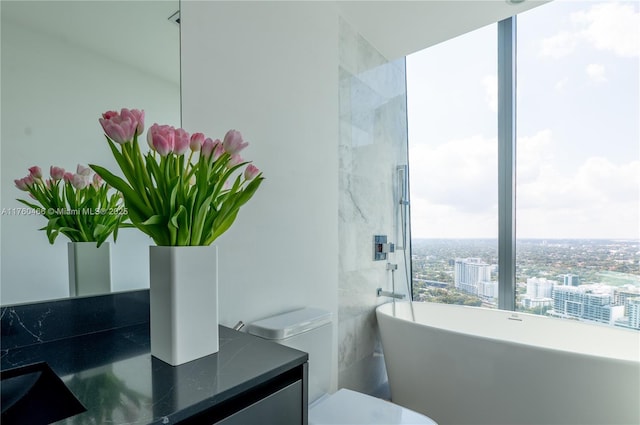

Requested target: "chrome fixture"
[
  {"left": 373, "top": 235, "right": 395, "bottom": 261},
  {"left": 377, "top": 288, "right": 405, "bottom": 299},
  {"left": 232, "top": 321, "right": 245, "bottom": 331}
]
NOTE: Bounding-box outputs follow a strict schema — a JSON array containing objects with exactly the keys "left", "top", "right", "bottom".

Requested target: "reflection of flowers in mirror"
[{"left": 14, "top": 164, "right": 126, "bottom": 246}]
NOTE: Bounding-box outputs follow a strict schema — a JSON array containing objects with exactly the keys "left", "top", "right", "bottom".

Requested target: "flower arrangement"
[
  {"left": 91, "top": 108, "right": 264, "bottom": 246},
  {"left": 14, "top": 164, "right": 126, "bottom": 246}
]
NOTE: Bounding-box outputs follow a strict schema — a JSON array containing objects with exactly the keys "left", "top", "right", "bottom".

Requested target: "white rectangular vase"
[
  {"left": 149, "top": 245, "right": 219, "bottom": 366},
  {"left": 68, "top": 242, "right": 112, "bottom": 297}
]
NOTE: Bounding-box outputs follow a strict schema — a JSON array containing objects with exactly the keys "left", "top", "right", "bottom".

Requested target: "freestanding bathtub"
[{"left": 376, "top": 301, "right": 640, "bottom": 425}]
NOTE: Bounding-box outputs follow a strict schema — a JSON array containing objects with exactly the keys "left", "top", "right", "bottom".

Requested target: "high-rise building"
[
  {"left": 454, "top": 258, "right": 492, "bottom": 297},
  {"left": 520, "top": 277, "right": 554, "bottom": 310},
  {"left": 552, "top": 286, "right": 622, "bottom": 325},
  {"left": 614, "top": 287, "right": 640, "bottom": 315},
  {"left": 628, "top": 298, "right": 640, "bottom": 330},
  {"left": 563, "top": 274, "right": 580, "bottom": 286},
  {"left": 526, "top": 277, "right": 554, "bottom": 298}
]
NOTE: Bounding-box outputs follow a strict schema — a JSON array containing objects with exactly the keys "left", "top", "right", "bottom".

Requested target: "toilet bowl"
[{"left": 246, "top": 308, "right": 437, "bottom": 425}]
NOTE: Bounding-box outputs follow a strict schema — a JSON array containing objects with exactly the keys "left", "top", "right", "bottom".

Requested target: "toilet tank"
[{"left": 247, "top": 308, "right": 332, "bottom": 403}]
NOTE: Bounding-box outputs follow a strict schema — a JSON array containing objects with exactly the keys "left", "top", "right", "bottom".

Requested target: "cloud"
[
  {"left": 585, "top": 63, "right": 608, "bottom": 83},
  {"left": 409, "top": 134, "right": 497, "bottom": 214},
  {"left": 540, "top": 30, "right": 580, "bottom": 59},
  {"left": 517, "top": 129, "right": 554, "bottom": 183},
  {"left": 572, "top": 1, "right": 640, "bottom": 58},
  {"left": 409, "top": 130, "right": 640, "bottom": 239},
  {"left": 516, "top": 146, "right": 640, "bottom": 239},
  {"left": 554, "top": 77, "right": 569, "bottom": 91},
  {"left": 540, "top": 1, "right": 640, "bottom": 58},
  {"left": 482, "top": 75, "right": 497, "bottom": 113}
]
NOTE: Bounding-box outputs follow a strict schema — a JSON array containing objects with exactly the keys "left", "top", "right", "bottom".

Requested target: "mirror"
[{"left": 1, "top": 1, "right": 180, "bottom": 305}]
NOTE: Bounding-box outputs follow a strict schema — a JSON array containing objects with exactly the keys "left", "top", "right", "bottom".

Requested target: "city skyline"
[{"left": 411, "top": 237, "right": 639, "bottom": 329}]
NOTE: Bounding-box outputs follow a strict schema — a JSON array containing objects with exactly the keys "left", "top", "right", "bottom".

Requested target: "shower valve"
[{"left": 373, "top": 235, "right": 394, "bottom": 261}]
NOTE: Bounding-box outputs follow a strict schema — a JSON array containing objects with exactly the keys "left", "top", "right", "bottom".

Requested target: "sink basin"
[{"left": 1, "top": 362, "right": 86, "bottom": 424}]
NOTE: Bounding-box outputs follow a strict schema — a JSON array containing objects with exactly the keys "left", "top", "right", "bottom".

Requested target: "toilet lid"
[{"left": 308, "top": 389, "right": 437, "bottom": 425}]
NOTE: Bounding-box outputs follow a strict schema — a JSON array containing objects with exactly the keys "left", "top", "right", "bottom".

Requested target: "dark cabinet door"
[{"left": 215, "top": 380, "right": 303, "bottom": 425}]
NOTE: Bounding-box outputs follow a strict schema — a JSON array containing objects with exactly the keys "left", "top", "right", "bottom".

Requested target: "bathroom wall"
[
  {"left": 180, "top": 1, "right": 340, "bottom": 390},
  {"left": 180, "top": 1, "right": 409, "bottom": 396},
  {"left": 337, "top": 18, "right": 410, "bottom": 396}
]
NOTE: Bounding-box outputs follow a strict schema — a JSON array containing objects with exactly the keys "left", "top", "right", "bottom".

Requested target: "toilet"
[{"left": 246, "top": 308, "right": 437, "bottom": 425}]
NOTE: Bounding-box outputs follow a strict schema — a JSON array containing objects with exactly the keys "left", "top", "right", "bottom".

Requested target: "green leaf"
[
  {"left": 141, "top": 215, "right": 165, "bottom": 225},
  {"left": 191, "top": 192, "right": 215, "bottom": 245},
  {"left": 90, "top": 164, "right": 153, "bottom": 217}
]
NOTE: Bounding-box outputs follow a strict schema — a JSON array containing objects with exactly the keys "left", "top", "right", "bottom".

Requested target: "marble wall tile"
[{"left": 337, "top": 17, "right": 409, "bottom": 395}]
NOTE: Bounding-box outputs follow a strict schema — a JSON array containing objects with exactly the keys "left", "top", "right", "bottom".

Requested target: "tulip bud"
[
  {"left": 201, "top": 138, "right": 215, "bottom": 160},
  {"left": 227, "top": 154, "right": 244, "bottom": 168},
  {"left": 14, "top": 178, "right": 29, "bottom": 191},
  {"left": 213, "top": 141, "right": 225, "bottom": 161},
  {"left": 190, "top": 133, "right": 205, "bottom": 152},
  {"left": 92, "top": 173, "right": 103, "bottom": 189},
  {"left": 76, "top": 164, "right": 92, "bottom": 176},
  {"left": 63, "top": 172, "right": 74, "bottom": 183},
  {"left": 71, "top": 174, "right": 89, "bottom": 190},
  {"left": 223, "top": 130, "right": 249, "bottom": 155},
  {"left": 148, "top": 124, "right": 175, "bottom": 156},
  {"left": 173, "top": 128, "right": 190, "bottom": 155},
  {"left": 244, "top": 164, "right": 261, "bottom": 180},
  {"left": 50, "top": 166, "right": 65, "bottom": 181},
  {"left": 28, "top": 166, "right": 42, "bottom": 180},
  {"left": 99, "top": 108, "right": 141, "bottom": 144}
]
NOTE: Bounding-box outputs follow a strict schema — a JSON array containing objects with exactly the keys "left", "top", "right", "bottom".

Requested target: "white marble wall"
[{"left": 338, "top": 17, "right": 410, "bottom": 396}]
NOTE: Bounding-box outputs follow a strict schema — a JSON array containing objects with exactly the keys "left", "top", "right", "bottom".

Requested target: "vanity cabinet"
[
  {"left": 1, "top": 292, "right": 309, "bottom": 425},
  {"left": 214, "top": 379, "right": 303, "bottom": 425}
]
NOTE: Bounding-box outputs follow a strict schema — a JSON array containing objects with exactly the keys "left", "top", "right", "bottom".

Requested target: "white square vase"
[
  {"left": 68, "top": 242, "right": 112, "bottom": 297},
  {"left": 149, "top": 245, "right": 219, "bottom": 366}
]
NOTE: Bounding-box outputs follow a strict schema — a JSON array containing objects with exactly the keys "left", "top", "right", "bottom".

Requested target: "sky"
[{"left": 407, "top": 0, "right": 639, "bottom": 240}]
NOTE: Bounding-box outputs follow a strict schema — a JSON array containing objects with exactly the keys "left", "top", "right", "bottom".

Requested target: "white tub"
[{"left": 376, "top": 301, "right": 640, "bottom": 425}]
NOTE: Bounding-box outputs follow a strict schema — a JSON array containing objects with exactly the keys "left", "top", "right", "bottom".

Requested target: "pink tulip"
[
  {"left": 23, "top": 175, "right": 36, "bottom": 187},
  {"left": 122, "top": 108, "right": 145, "bottom": 136},
  {"left": 28, "top": 166, "right": 42, "bottom": 180},
  {"left": 63, "top": 172, "right": 74, "bottom": 183},
  {"left": 212, "top": 141, "right": 225, "bottom": 161},
  {"left": 99, "top": 108, "right": 143, "bottom": 144},
  {"left": 14, "top": 178, "right": 29, "bottom": 191},
  {"left": 102, "top": 110, "right": 118, "bottom": 120},
  {"left": 201, "top": 137, "right": 215, "bottom": 159},
  {"left": 50, "top": 166, "right": 65, "bottom": 181},
  {"left": 92, "top": 173, "right": 103, "bottom": 188},
  {"left": 244, "top": 164, "right": 260, "bottom": 180},
  {"left": 71, "top": 174, "right": 89, "bottom": 190},
  {"left": 190, "top": 133, "right": 205, "bottom": 152},
  {"left": 223, "top": 130, "right": 248, "bottom": 155},
  {"left": 173, "top": 128, "right": 190, "bottom": 155},
  {"left": 148, "top": 124, "right": 175, "bottom": 156},
  {"left": 76, "top": 164, "right": 91, "bottom": 176},
  {"left": 227, "top": 154, "right": 244, "bottom": 168}
]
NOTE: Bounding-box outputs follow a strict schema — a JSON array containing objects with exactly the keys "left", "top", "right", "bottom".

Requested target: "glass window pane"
[
  {"left": 516, "top": 1, "right": 640, "bottom": 330},
  {"left": 407, "top": 24, "right": 499, "bottom": 308}
]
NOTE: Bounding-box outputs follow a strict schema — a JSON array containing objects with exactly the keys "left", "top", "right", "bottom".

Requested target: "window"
[
  {"left": 407, "top": 24, "right": 499, "bottom": 308},
  {"left": 408, "top": 1, "right": 639, "bottom": 330},
  {"left": 515, "top": 0, "right": 640, "bottom": 329}
]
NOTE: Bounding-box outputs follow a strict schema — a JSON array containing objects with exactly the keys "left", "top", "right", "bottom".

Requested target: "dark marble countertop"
[{"left": 1, "top": 324, "right": 308, "bottom": 424}]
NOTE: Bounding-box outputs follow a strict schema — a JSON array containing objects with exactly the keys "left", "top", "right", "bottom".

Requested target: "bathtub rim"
[{"left": 376, "top": 301, "right": 640, "bottom": 364}]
